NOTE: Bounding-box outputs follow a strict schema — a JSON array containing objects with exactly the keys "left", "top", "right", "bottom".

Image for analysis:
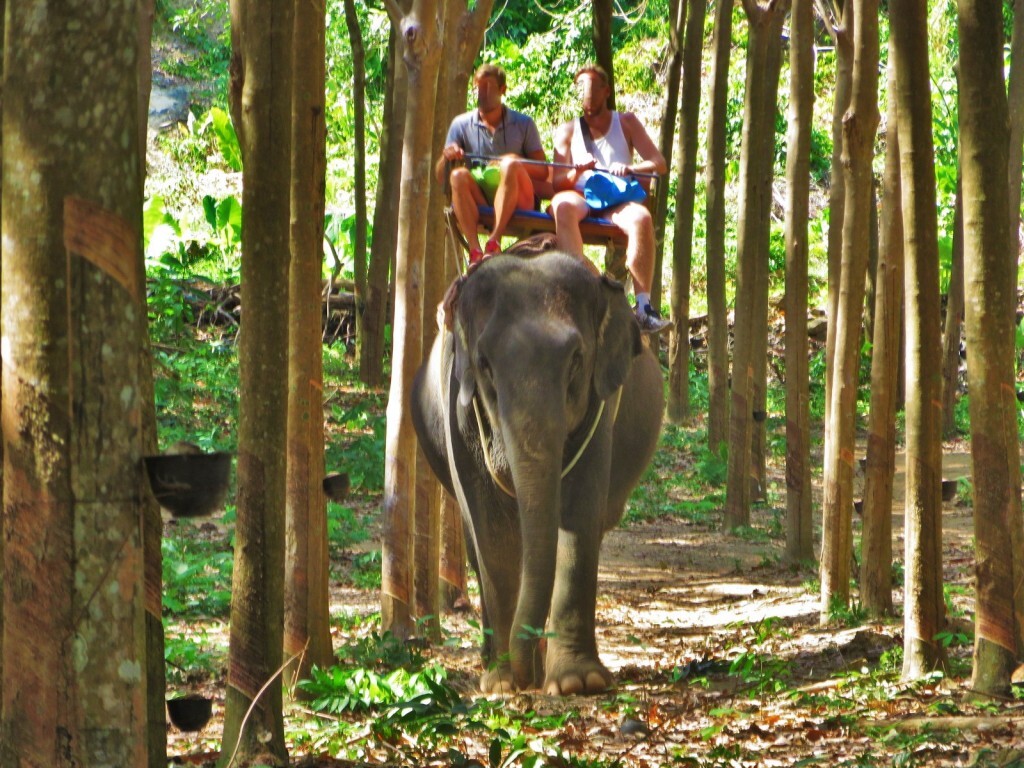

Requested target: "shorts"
[{"left": 470, "top": 165, "right": 502, "bottom": 205}]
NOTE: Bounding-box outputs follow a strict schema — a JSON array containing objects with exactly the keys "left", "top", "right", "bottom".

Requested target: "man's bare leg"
[
  {"left": 551, "top": 191, "right": 589, "bottom": 258},
  {"left": 610, "top": 202, "right": 656, "bottom": 294},
  {"left": 450, "top": 166, "right": 487, "bottom": 252},
  {"left": 489, "top": 157, "right": 536, "bottom": 247}
]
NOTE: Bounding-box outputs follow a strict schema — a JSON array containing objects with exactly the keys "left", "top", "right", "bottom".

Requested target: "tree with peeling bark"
[
  {"left": 285, "top": 0, "right": 332, "bottom": 686},
  {"left": 2, "top": 2, "right": 147, "bottom": 764},
  {"left": 592, "top": 0, "right": 616, "bottom": 112},
  {"left": 956, "top": 0, "right": 1022, "bottom": 697},
  {"left": 220, "top": 0, "right": 294, "bottom": 763},
  {"left": 724, "top": 0, "right": 788, "bottom": 529},
  {"left": 1008, "top": 0, "right": 1024, "bottom": 310},
  {"left": 667, "top": 0, "right": 705, "bottom": 424},
  {"left": 819, "top": 0, "right": 880, "bottom": 619},
  {"left": 783, "top": 0, "right": 815, "bottom": 564},
  {"left": 381, "top": 0, "right": 442, "bottom": 639},
  {"left": 704, "top": 0, "right": 735, "bottom": 453},
  {"left": 860, "top": 56, "right": 903, "bottom": 618},
  {"left": 889, "top": 0, "right": 947, "bottom": 680}
]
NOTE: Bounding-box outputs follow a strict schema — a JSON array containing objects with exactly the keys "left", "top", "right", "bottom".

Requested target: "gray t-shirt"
[{"left": 445, "top": 106, "right": 543, "bottom": 162}]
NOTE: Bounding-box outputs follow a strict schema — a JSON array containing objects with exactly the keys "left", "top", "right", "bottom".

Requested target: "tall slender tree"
[
  {"left": 220, "top": 0, "right": 294, "bottom": 762},
  {"left": 593, "top": 0, "right": 616, "bottom": 110},
  {"left": 285, "top": 0, "right": 332, "bottom": 685},
  {"left": 1007, "top": 0, "right": 1024, "bottom": 303},
  {"left": 815, "top": 0, "right": 853, "bottom": 431},
  {"left": 957, "top": 0, "right": 1022, "bottom": 697},
  {"left": 784, "top": 0, "right": 815, "bottom": 564},
  {"left": 2, "top": 2, "right": 148, "bottom": 763},
  {"left": 381, "top": 0, "right": 442, "bottom": 638},
  {"left": 704, "top": 0, "right": 735, "bottom": 452},
  {"left": 653, "top": 0, "right": 686, "bottom": 311},
  {"left": 344, "top": 0, "right": 369, "bottom": 355},
  {"left": 362, "top": 28, "right": 408, "bottom": 386},
  {"left": 819, "top": 0, "right": 880, "bottom": 618},
  {"left": 725, "top": 0, "right": 788, "bottom": 528},
  {"left": 667, "top": 0, "right": 706, "bottom": 423},
  {"left": 940, "top": 180, "right": 964, "bottom": 437},
  {"left": 860, "top": 56, "right": 904, "bottom": 618},
  {"left": 890, "top": 0, "right": 947, "bottom": 680}
]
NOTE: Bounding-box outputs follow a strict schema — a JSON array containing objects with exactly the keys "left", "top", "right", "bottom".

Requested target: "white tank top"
[{"left": 570, "top": 112, "right": 632, "bottom": 192}]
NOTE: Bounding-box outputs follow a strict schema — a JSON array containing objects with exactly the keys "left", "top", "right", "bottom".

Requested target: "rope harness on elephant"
[{"left": 470, "top": 391, "right": 614, "bottom": 499}]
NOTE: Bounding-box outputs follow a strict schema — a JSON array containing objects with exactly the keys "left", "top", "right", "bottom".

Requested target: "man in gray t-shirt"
[{"left": 434, "top": 64, "right": 549, "bottom": 263}]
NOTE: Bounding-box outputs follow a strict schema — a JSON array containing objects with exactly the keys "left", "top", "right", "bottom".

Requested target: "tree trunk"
[
  {"left": 784, "top": 0, "right": 815, "bottom": 564},
  {"left": 1007, "top": 0, "right": 1024, "bottom": 305},
  {"left": 749, "top": 9, "right": 786, "bottom": 502},
  {"left": 860, "top": 55, "right": 904, "bottom": 618},
  {"left": 819, "top": 0, "right": 880, "bottom": 619},
  {"left": 362, "top": 28, "right": 407, "bottom": 387},
  {"left": 382, "top": 0, "right": 442, "bottom": 639},
  {"left": 3, "top": 3, "right": 148, "bottom": 764},
  {"left": 725, "top": 0, "right": 787, "bottom": 528},
  {"left": 285, "top": 0, "right": 332, "bottom": 688},
  {"left": 704, "top": 0, "right": 734, "bottom": 453},
  {"left": 136, "top": 1, "right": 169, "bottom": 762},
  {"left": 890, "top": 0, "right": 947, "bottom": 680},
  {"left": 957, "top": 0, "right": 1021, "bottom": 697},
  {"left": 652, "top": 0, "right": 686, "bottom": 311},
  {"left": 220, "top": 0, "right": 294, "bottom": 763},
  {"left": 343, "top": 0, "right": 368, "bottom": 358},
  {"left": 667, "top": 0, "right": 705, "bottom": 423},
  {"left": 941, "top": 179, "right": 964, "bottom": 438},
  {"left": 823, "top": 11, "right": 853, "bottom": 431},
  {"left": 592, "top": 0, "right": 616, "bottom": 110}
]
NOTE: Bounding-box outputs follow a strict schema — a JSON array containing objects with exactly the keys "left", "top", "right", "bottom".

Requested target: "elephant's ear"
[
  {"left": 453, "top": 319, "right": 477, "bottom": 407},
  {"left": 594, "top": 275, "right": 642, "bottom": 399}
]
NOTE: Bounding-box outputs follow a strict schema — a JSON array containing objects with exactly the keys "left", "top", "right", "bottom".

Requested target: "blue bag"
[{"left": 583, "top": 171, "right": 648, "bottom": 212}]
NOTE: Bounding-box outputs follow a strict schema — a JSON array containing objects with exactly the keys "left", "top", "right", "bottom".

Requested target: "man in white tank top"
[{"left": 551, "top": 64, "right": 671, "bottom": 334}]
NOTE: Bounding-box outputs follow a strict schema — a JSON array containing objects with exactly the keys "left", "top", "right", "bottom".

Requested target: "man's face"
[
  {"left": 474, "top": 75, "right": 504, "bottom": 112},
  {"left": 577, "top": 73, "right": 609, "bottom": 117}
]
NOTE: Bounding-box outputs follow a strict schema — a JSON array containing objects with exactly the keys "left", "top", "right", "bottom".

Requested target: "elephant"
[{"left": 412, "top": 250, "right": 663, "bottom": 695}]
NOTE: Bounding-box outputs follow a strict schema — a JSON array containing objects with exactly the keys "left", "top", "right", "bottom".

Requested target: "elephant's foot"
[
  {"left": 479, "top": 665, "right": 517, "bottom": 694},
  {"left": 543, "top": 654, "right": 613, "bottom": 696}
]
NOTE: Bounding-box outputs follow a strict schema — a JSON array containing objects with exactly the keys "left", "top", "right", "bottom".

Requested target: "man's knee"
[
  {"left": 499, "top": 156, "right": 522, "bottom": 175},
  {"left": 450, "top": 166, "right": 475, "bottom": 196}
]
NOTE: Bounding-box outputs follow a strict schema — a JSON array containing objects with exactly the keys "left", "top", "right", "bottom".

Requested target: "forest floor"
[{"left": 164, "top": 432, "right": 1024, "bottom": 768}]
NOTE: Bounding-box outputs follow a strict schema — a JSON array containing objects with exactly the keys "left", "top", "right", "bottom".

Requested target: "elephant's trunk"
[{"left": 499, "top": 392, "right": 567, "bottom": 689}]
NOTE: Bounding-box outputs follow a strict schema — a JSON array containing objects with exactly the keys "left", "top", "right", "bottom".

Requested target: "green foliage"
[
  {"left": 156, "top": 0, "right": 232, "bottom": 96},
  {"left": 165, "top": 630, "right": 222, "bottom": 685},
  {"left": 162, "top": 534, "right": 233, "bottom": 619},
  {"left": 209, "top": 106, "right": 242, "bottom": 171},
  {"left": 827, "top": 595, "right": 868, "bottom": 628},
  {"left": 298, "top": 663, "right": 447, "bottom": 715},
  {"left": 346, "top": 550, "right": 383, "bottom": 590},
  {"left": 329, "top": 399, "right": 386, "bottom": 491}
]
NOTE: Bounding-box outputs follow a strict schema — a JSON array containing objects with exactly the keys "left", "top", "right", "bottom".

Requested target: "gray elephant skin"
[{"left": 412, "top": 251, "right": 663, "bottom": 695}]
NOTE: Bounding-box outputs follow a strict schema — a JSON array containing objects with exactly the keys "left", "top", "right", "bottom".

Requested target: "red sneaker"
[
  {"left": 468, "top": 247, "right": 484, "bottom": 265},
  {"left": 485, "top": 238, "right": 501, "bottom": 255}
]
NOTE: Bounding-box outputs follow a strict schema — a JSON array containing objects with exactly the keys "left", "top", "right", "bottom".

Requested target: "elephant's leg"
[
  {"left": 543, "top": 456, "right": 614, "bottom": 695},
  {"left": 464, "top": 492, "right": 536, "bottom": 693}
]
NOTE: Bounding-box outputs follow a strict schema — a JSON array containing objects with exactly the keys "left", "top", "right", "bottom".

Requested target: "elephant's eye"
[
  {"left": 477, "top": 355, "right": 492, "bottom": 381},
  {"left": 568, "top": 349, "right": 584, "bottom": 383}
]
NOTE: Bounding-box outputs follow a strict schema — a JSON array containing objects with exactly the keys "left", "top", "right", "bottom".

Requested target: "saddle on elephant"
[{"left": 442, "top": 154, "right": 659, "bottom": 279}]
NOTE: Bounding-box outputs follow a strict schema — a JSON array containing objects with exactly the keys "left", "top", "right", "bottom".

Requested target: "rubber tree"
[
  {"left": 860, "top": 56, "right": 904, "bottom": 618},
  {"left": 819, "top": 0, "right": 880, "bottom": 620},
  {"left": 704, "top": 0, "right": 735, "bottom": 452},
  {"left": 285, "top": 0, "right": 332, "bottom": 685},
  {"left": 667, "top": 0, "right": 706, "bottom": 423},
  {"left": 3, "top": 2, "right": 148, "bottom": 762},
  {"left": 220, "top": 0, "right": 294, "bottom": 762},
  {"left": 724, "top": 0, "right": 788, "bottom": 529},
  {"left": 890, "top": 0, "right": 947, "bottom": 680},
  {"left": 381, "top": 0, "right": 442, "bottom": 638},
  {"left": 783, "top": 0, "right": 815, "bottom": 564},
  {"left": 957, "top": 0, "right": 1022, "bottom": 697}
]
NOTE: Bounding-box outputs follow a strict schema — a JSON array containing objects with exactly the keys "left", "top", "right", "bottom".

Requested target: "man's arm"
[
  {"left": 621, "top": 112, "right": 667, "bottom": 176},
  {"left": 551, "top": 120, "right": 594, "bottom": 191}
]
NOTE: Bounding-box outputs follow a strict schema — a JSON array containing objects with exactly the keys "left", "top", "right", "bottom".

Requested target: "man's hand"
[
  {"left": 607, "top": 161, "right": 630, "bottom": 177},
  {"left": 442, "top": 142, "right": 465, "bottom": 163}
]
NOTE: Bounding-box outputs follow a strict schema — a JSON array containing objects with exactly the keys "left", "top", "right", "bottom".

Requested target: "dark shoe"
[{"left": 635, "top": 303, "right": 672, "bottom": 334}]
